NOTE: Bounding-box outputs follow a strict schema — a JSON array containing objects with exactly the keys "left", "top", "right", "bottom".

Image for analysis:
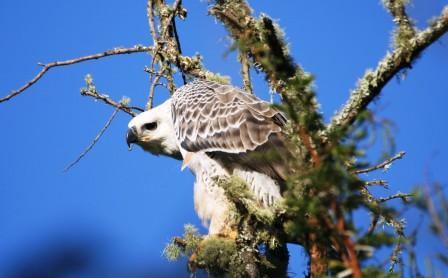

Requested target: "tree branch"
[
  {"left": 80, "top": 82, "right": 142, "bottom": 117},
  {"left": 382, "top": 0, "right": 416, "bottom": 45},
  {"left": 378, "top": 192, "right": 413, "bottom": 203},
  {"left": 238, "top": 52, "right": 252, "bottom": 94},
  {"left": 64, "top": 107, "right": 120, "bottom": 172},
  {"left": 147, "top": 0, "right": 159, "bottom": 43},
  {"left": 327, "top": 6, "right": 448, "bottom": 136},
  {"left": 365, "top": 179, "right": 389, "bottom": 188},
  {"left": 1, "top": 46, "right": 153, "bottom": 103},
  {"left": 355, "top": 151, "right": 405, "bottom": 174},
  {"left": 146, "top": 73, "right": 162, "bottom": 110}
]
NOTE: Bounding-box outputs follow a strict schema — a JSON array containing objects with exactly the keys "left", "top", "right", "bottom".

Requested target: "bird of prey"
[{"left": 127, "top": 80, "right": 291, "bottom": 235}]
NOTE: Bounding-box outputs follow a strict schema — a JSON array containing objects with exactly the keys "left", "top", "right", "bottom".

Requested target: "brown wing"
[{"left": 171, "top": 80, "right": 287, "bottom": 154}]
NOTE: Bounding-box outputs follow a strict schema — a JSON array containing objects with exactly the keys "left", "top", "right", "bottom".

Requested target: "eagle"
[{"left": 126, "top": 80, "right": 292, "bottom": 235}]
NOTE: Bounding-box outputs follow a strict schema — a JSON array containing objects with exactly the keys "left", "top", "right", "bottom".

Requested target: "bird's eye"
[{"left": 143, "top": 122, "right": 158, "bottom": 131}]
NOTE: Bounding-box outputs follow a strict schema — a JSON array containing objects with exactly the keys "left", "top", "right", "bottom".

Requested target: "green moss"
[{"left": 196, "top": 237, "right": 238, "bottom": 276}]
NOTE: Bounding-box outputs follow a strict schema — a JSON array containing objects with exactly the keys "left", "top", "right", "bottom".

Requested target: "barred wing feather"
[{"left": 171, "top": 80, "right": 287, "bottom": 155}]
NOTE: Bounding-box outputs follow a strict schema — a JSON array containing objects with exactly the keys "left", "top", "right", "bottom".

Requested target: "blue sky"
[{"left": 0, "top": 0, "right": 447, "bottom": 277}]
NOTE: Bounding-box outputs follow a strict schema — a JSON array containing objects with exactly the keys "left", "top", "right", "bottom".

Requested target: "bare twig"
[
  {"left": 64, "top": 108, "right": 120, "bottom": 172},
  {"left": 1, "top": 46, "right": 153, "bottom": 103},
  {"left": 355, "top": 151, "right": 406, "bottom": 174},
  {"left": 326, "top": 6, "right": 448, "bottom": 136},
  {"left": 147, "top": 74, "right": 162, "bottom": 110}
]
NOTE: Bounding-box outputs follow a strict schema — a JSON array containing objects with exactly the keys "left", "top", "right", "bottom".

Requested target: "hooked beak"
[{"left": 126, "top": 126, "right": 138, "bottom": 149}]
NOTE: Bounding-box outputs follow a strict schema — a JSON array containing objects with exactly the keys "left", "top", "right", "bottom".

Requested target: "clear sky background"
[{"left": 0, "top": 0, "right": 447, "bottom": 277}]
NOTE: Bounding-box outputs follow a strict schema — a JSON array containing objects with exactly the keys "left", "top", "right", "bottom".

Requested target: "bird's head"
[{"left": 126, "top": 99, "right": 182, "bottom": 160}]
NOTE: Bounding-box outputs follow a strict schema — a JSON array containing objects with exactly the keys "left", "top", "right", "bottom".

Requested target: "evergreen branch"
[
  {"left": 326, "top": 6, "right": 448, "bottom": 136},
  {"left": 64, "top": 107, "right": 120, "bottom": 172},
  {"left": 1, "top": 46, "right": 153, "bottom": 103},
  {"left": 355, "top": 151, "right": 406, "bottom": 174}
]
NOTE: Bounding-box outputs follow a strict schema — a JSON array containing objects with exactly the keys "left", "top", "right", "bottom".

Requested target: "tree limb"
[
  {"left": 1, "top": 46, "right": 153, "bottom": 103},
  {"left": 326, "top": 6, "right": 448, "bottom": 136}
]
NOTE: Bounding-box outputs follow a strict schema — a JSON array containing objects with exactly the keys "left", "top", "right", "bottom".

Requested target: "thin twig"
[
  {"left": 355, "top": 151, "right": 406, "bottom": 174},
  {"left": 378, "top": 192, "right": 413, "bottom": 203},
  {"left": 361, "top": 185, "right": 407, "bottom": 264},
  {"left": 365, "top": 180, "right": 389, "bottom": 188},
  {"left": 64, "top": 108, "right": 120, "bottom": 172},
  {"left": 147, "top": 0, "right": 159, "bottom": 43},
  {"left": 1, "top": 46, "right": 153, "bottom": 103},
  {"left": 80, "top": 88, "right": 142, "bottom": 117},
  {"left": 171, "top": 16, "right": 187, "bottom": 85},
  {"left": 367, "top": 214, "right": 380, "bottom": 236},
  {"left": 147, "top": 74, "right": 162, "bottom": 110}
]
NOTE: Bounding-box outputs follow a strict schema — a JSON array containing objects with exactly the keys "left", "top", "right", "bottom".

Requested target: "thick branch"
[
  {"left": 1, "top": 46, "right": 153, "bottom": 103},
  {"left": 327, "top": 7, "right": 448, "bottom": 136}
]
